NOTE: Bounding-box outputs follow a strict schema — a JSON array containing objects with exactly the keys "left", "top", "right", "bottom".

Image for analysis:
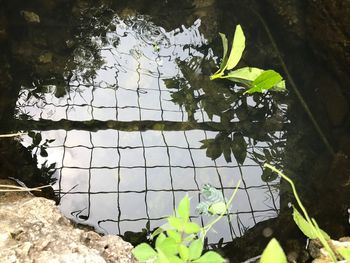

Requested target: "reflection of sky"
[{"left": 16, "top": 15, "right": 281, "bottom": 244}]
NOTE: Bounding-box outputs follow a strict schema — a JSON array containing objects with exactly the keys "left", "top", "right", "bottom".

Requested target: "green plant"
[
  {"left": 132, "top": 181, "right": 241, "bottom": 263},
  {"left": 210, "top": 25, "right": 286, "bottom": 94},
  {"left": 262, "top": 164, "right": 350, "bottom": 262}
]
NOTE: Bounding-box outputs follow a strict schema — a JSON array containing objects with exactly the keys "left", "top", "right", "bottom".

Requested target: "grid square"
[
  {"left": 60, "top": 168, "right": 89, "bottom": 192},
  {"left": 163, "top": 131, "right": 188, "bottom": 147},
  {"left": 67, "top": 105, "right": 93, "bottom": 121},
  {"left": 92, "top": 88, "right": 116, "bottom": 107},
  {"left": 90, "top": 168, "right": 118, "bottom": 192},
  {"left": 171, "top": 167, "right": 198, "bottom": 189},
  {"left": 139, "top": 89, "right": 161, "bottom": 109},
  {"left": 63, "top": 146, "right": 91, "bottom": 168},
  {"left": 196, "top": 167, "right": 221, "bottom": 188},
  {"left": 65, "top": 130, "right": 92, "bottom": 147},
  {"left": 91, "top": 148, "right": 119, "bottom": 167},
  {"left": 183, "top": 130, "right": 205, "bottom": 148},
  {"left": 91, "top": 130, "right": 118, "bottom": 147},
  {"left": 140, "top": 109, "right": 162, "bottom": 120},
  {"left": 119, "top": 193, "right": 147, "bottom": 220},
  {"left": 119, "top": 148, "right": 144, "bottom": 167},
  {"left": 93, "top": 107, "right": 116, "bottom": 121},
  {"left": 116, "top": 89, "right": 139, "bottom": 107},
  {"left": 144, "top": 147, "right": 169, "bottom": 166},
  {"left": 88, "top": 193, "right": 119, "bottom": 225},
  {"left": 117, "top": 108, "right": 140, "bottom": 121},
  {"left": 141, "top": 131, "right": 165, "bottom": 147},
  {"left": 168, "top": 147, "right": 193, "bottom": 166},
  {"left": 119, "top": 131, "right": 142, "bottom": 147},
  {"left": 119, "top": 168, "right": 146, "bottom": 191},
  {"left": 147, "top": 167, "right": 172, "bottom": 190},
  {"left": 147, "top": 191, "right": 174, "bottom": 218}
]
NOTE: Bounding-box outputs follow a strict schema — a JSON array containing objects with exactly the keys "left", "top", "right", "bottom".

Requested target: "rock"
[
  {"left": 0, "top": 183, "right": 136, "bottom": 263},
  {"left": 20, "top": 11, "right": 40, "bottom": 24}
]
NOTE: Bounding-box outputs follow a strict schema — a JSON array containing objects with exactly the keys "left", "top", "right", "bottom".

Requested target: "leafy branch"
[{"left": 210, "top": 25, "right": 286, "bottom": 94}]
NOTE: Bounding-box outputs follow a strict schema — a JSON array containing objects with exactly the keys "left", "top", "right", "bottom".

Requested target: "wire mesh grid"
[{"left": 15, "top": 15, "right": 283, "bottom": 244}]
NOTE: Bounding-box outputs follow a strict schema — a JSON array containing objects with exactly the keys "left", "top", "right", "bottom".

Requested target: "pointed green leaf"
[
  {"left": 292, "top": 207, "right": 329, "bottom": 240},
  {"left": 156, "top": 233, "right": 167, "bottom": 248},
  {"left": 260, "top": 238, "right": 287, "bottom": 263},
  {"left": 292, "top": 207, "right": 317, "bottom": 239},
  {"left": 178, "top": 244, "right": 189, "bottom": 261},
  {"left": 151, "top": 227, "right": 165, "bottom": 239},
  {"left": 157, "top": 249, "right": 184, "bottom": 263},
  {"left": 193, "top": 251, "right": 225, "bottom": 263},
  {"left": 166, "top": 230, "right": 181, "bottom": 243},
  {"left": 168, "top": 217, "right": 183, "bottom": 232},
  {"left": 177, "top": 195, "right": 190, "bottom": 221},
  {"left": 218, "top": 33, "right": 228, "bottom": 71},
  {"left": 156, "top": 237, "right": 178, "bottom": 255},
  {"left": 189, "top": 239, "right": 204, "bottom": 260},
  {"left": 226, "top": 25, "right": 245, "bottom": 70},
  {"left": 184, "top": 222, "right": 201, "bottom": 234},
  {"left": 226, "top": 67, "right": 264, "bottom": 81},
  {"left": 132, "top": 243, "right": 157, "bottom": 262},
  {"left": 245, "top": 70, "right": 283, "bottom": 94},
  {"left": 337, "top": 248, "right": 350, "bottom": 261}
]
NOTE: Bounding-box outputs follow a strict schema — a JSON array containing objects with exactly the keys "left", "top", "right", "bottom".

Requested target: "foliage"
[
  {"left": 132, "top": 182, "right": 241, "bottom": 263},
  {"left": 210, "top": 25, "right": 286, "bottom": 94},
  {"left": 260, "top": 238, "right": 287, "bottom": 263},
  {"left": 263, "top": 164, "right": 340, "bottom": 262},
  {"left": 195, "top": 184, "right": 226, "bottom": 215}
]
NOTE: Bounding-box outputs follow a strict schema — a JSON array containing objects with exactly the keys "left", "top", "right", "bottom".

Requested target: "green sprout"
[{"left": 132, "top": 181, "right": 241, "bottom": 263}]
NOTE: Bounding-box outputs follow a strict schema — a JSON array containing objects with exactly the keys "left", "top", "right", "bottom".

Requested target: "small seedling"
[{"left": 132, "top": 181, "right": 241, "bottom": 263}]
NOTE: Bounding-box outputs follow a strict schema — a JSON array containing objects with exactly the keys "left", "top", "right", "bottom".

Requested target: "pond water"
[{"left": 1, "top": 0, "right": 348, "bottom": 261}]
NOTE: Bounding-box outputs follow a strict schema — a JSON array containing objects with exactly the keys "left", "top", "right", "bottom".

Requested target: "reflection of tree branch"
[{"left": 13, "top": 119, "right": 288, "bottom": 133}]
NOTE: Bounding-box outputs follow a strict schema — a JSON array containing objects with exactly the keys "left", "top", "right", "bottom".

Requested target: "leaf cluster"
[{"left": 210, "top": 25, "right": 286, "bottom": 94}]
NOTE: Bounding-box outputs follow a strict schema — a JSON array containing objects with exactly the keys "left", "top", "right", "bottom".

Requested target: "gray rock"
[{"left": 0, "top": 185, "right": 136, "bottom": 263}]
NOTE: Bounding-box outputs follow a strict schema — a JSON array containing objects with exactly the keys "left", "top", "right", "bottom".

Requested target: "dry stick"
[
  {"left": 0, "top": 184, "right": 51, "bottom": 192},
  {"left": 0, "top": 132, "right": 27, "bottom": 138}
]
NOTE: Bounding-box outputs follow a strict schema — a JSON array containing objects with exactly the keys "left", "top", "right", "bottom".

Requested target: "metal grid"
[{"left": 15, "top": 15, "right": 283, "bottom": 244}]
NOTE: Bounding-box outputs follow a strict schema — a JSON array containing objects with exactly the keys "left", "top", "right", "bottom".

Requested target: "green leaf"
[
  {"left": 178, "top": 244, "right": 189, "bottom": 261},
  {"left": 292, "top": 207, "right": 330, "bottom": 240},
  {"left": 156, "top": 233, "right": 167, "bottom": 248},
  {"left": 156, "top": 237, "right": 178, "bottom": 255},
  {"left": 168, "top": 217, "right": 183, "bottom": 232},
  {"left": 177, "top": 195, "right": 190, "bottom": 222},
  {"left": 226, "top": 25, "right": 245, "bottom": 70},
  {"left": 292, "top": 207, "right": 317, "bottom": 239},
  {"left": 132, "top": 243, "right": 157, "bottom": 262},
  {"left": 152, "top": 227, "right": 165, "bottom": 239},
  {"left": 189, "top": 239, "right": 204, "bottom": 260},
  {"left": 260, "top": 238, "right": 287, "bottom": 263},
  {"left": 218, "top": 33, "right": 228, "bottom": 72},
  {"left": 184, "top": 222, "right": 201, "bottom": 234},
  {"left": 157, "top": 249, "right": 184, "bottom": 263},
  {"left": 226, "top": 67, "right": 264, "bottom": 82},
  {"left": 193, "top": 251, "right": 225, "bottom": 263},
  {"left": 208, "top": 202, "right": 227, "bottom": 215},
  {"left": 337, "top": 248, "right": 350, "bottom": 261},
  {"left": 166, "top": 230, "right": 181, "bottom": 243},
  {"left": 245, "top": 70, "right": 282, "bottom": 94}
]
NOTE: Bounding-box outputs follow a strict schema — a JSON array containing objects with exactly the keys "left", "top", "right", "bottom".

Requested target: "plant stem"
[{"left": 202, "top": 180, "right": 241, "bottom": 238}]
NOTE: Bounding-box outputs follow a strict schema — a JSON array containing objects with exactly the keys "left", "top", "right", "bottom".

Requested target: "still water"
[{"left": 2, "top": 0, "right": 347, "bottom": 261}]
